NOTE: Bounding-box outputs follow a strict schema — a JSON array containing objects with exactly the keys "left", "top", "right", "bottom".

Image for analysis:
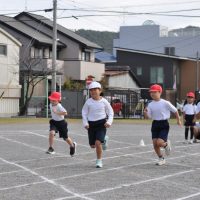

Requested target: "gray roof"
[
  {"left": 0, "top": 15, "right": 64, "bottom": 47},
  {"left": 95, "top": 51, "right": 116, "bottom": 63},
  {"left": 114, "top": 25, "right": 200, "bottom": 59},
  {"left": 16, "top": 12, "right": 102, "bottom": 50},
  {"left": 115, "top": 47, "right": 197, "bottom": 61}
]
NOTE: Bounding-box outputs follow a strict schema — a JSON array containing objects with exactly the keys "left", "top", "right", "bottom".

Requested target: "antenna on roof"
[{"left": 25, "top": 0, "right": 28, "bottom": 11}]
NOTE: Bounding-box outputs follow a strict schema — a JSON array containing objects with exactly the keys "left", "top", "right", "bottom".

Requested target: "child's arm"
[
  {"left": 143, "top": 107, "right": 149, "bottom": 119},
  {"left": 104, "top": 100, "right": 114, "bottom": 128},
  {"left": 174, "top": 111, "right": 182, "bottom": 126},
  {"left": 52, "top": 106, "right": 67, "bottom": 116}
]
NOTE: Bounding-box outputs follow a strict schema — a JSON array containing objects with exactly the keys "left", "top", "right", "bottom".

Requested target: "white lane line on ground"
[
  {"left": 0, "top": 169, "right": 24, "bottom": 175},
  {"left": 53, "top": 169, "right": 197, "bottom": 200},
  {"left": 0, "top": 157, "right": 95, "bottom": 200},
  {"left": 0, "top": 135, "right": 47, "bottom": 152},
  {"left": 1, "top": 148, "right": 199, "bottom": 176},
  {"left": 83, "top": 169, "right": 195, "bottom": 196},
  {"left": 175, "top": 191, "right": 200, "bottom": 200},
  {"left": 1, "top": 148, "right": 200, "bottom": 192},
  {"left": 0, "top": 181, "right": 45, "bottom": 191},
  {"left": 0, "top": 130, "right": 90, "bottom": 148},
  {"left": 22, "top": 130, "right": 90, "bottom": 148}
]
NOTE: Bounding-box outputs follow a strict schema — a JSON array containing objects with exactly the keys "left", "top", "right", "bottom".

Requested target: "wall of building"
[
  {"left": 179, "top": 60, "right": 197, "bottom": 100},
  {"left": 116, "top": 50, "right": 174, "bottom": 89},
  {"left": 0, "top": 28, "right": 21, "bottom": 117}
]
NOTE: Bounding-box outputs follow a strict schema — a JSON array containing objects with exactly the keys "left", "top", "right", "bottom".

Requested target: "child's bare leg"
[
  {"left": 49, "top": 131, "right": 55, "bottom": 147},
  {"left": 65, "top": 137, "right": 74, "bottom": 147},
  {"left": 95, "top": 140, "right": 102, "bottom": 159},
  {"left": 153, "top": 139, "right": 164, "bottom": 157}
]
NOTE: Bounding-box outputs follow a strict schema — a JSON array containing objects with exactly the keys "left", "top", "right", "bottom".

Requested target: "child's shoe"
[
  {"left": 96, "top": 159, "right": 103, "bottom": 168},
  {"left": 189, "top": 139, "right": 193, "bottom": 144},
  {"left": 46, "top": 147, "right": 55, "bottom": 154},
  {"left": 156, "top": 157, "right": 166, "bottom": 166},
  {"left": 70, "top": 142, "right": 77, "bottom": 157},
  {"left": 183, "top": 139, "right": 189, "bottom": 144}
]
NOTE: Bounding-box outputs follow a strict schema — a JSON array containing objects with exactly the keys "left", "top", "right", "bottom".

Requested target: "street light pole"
[{"left": 51, "top": 0, "right": 57, "bottom": 92}]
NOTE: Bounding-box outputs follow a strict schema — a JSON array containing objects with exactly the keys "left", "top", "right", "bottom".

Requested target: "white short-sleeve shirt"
[{"left": 147, "top": 99, "right": 177, "bottom": 120}]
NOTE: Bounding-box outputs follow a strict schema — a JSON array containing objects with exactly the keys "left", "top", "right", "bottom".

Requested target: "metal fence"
[
  {"left": 61, "top": 88, "right": 142, "bottom": 119},
  {"left": 27, "top": 88, "right": 177, "bottom": 119},
  {"left": 28, "top": 89, "right": 143, "bottom": 118}
]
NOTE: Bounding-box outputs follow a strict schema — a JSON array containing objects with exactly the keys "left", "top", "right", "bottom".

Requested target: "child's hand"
[
  {"left": 177, "top": 119, "right": 182, "bottom": 126},
  {"left": 85, "top": 125, "right": 89, "bottom": 130},
  {"left": 143, "top": 107, "right": 148, "bottom": 113},
  {"left": 104, "top": 122, "right": 111, "bottom": 128}
]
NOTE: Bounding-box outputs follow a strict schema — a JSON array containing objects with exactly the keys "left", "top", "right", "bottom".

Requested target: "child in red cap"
[
  {"left": 46, "top": 92, "right": 76, "bottom": 156},
  {"left": 182, "top": 92, "right": 197, "bottom": 144},
  {"left": 144, "top": 84, "right": 181, "bottom": 166}
]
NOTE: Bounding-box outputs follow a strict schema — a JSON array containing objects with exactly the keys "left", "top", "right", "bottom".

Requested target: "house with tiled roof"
[{"left": 0, "top": 12, "right": 104, "bottom": 115}]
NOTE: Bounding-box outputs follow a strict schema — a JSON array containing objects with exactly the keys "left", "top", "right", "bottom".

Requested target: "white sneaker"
[
  {"left": 165, "top": 140, "right": 171, "bottom": 156},
  {"left": 156, "top": 157, "right": 166, "bottom": 166},
  {"left": 96, "top": 159, "right": 103, "bottom": 168},
  {"left": 189, "top": 139, "right": 193, "bottom": 144},
  {"left": 193, "top": 139, "right": 198, "bottom": 143},
  {"left": 183, "top": 139, "right": 189, "bottom": 144}
]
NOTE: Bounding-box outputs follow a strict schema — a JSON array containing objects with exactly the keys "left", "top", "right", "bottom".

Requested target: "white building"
[{"left": 0, "top": 28, "right": 21, "bottom": 117}]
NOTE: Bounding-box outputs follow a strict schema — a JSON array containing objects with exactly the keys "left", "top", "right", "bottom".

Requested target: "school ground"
[{"left": 0, "top": 119, "right": 200, "bottom": 200}]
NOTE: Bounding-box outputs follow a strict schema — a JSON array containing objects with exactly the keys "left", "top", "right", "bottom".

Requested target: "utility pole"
[
  {"left": 51, "top": 0, "right": 57, "bottom": 92},
  {"left": 196, "top": 51, "right": 199, "bottom": 91}
]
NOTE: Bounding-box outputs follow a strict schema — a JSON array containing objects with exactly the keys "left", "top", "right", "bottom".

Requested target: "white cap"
[{"left": 88, "top": 81, "right": 101, "bottom": 89}]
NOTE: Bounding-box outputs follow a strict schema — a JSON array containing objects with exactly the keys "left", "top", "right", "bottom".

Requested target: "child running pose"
[
  {"left": 82, "top": 81, "right": 114, "bottom": 168},
  {"left": 144, "top": 84, "right": 181, "bottom": 166},
  {"left": 182, "top": 92, "right": 197, "bottom": 144},
  {"left": 46, "top": 92, "right": 76, "bottom": 156}
]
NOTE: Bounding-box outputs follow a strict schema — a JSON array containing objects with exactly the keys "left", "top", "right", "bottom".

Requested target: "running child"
[
  {"left": 144, "top": 84, "right": 181, "bottom": 166},
  {"left": 46, "top": 92, "right": 76, "bottom": 156},
  {"left": 182, "top": 92, "right": 197, "bottom": 144},
  {"left": 82, "top": 81, "right": 114, "bottom": 168}
]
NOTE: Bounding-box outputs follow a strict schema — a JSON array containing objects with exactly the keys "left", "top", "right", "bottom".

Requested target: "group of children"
[{"left": 46, "top": 81, "right": 200, "bottom": 168}]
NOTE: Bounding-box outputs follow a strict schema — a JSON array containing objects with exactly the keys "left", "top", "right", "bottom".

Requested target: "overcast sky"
[{"left": 1, "top": 0, "right": 200, "bottom": 32}]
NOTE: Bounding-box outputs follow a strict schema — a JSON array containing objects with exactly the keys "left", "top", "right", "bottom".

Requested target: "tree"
[{"left": 19, "top": 58, "right": 52, "bottom": 116}]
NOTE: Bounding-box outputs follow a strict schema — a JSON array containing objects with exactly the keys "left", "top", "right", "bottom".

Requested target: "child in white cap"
[{"left": 82, "top": 81, "right": 114, "bottom": 168}]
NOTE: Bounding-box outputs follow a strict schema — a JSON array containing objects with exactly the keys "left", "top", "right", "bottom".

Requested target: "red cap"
[
  {"left": 48, "top": 92, "right": 61, "bottom": 101},
  {"left": 149, "top": 84, "right": 162, "bottom": 93},
  {"left": 186, "top": 92, "right": 195, "bottom": 98}
]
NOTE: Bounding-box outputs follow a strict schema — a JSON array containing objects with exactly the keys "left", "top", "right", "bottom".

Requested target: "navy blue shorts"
[
  {"left": 49, "top": 119, "right": 68, "bottom": 140},
  {"left": 88, "top": 119, "right": 107, "bottom": 146},
  {"left": 184, "top": 114, "right": 195, "bottom": 126},
  {"left": 151, "top": 120, "right": 169, "bottom": 142}
]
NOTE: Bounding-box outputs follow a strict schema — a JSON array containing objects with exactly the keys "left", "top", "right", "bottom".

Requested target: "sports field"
[{"left": 0, "top": 119, "right": 200, "bottom": 200}]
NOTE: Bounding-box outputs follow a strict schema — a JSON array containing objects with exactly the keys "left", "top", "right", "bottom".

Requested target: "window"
[
  {"left": 82, "top": 50, "right": 91, "bottom": 61},
  {"left": 164, "top": 47, "right": 175, "bottom": 55},
  {"left": 0, "top": 45, "right": 7, "bottom": 56},
  {"left": 150, "top": 67, "right": 164, "bottom": 83},
  {"left": 136, "top": 67, "right": 142, "bottom": 75}
]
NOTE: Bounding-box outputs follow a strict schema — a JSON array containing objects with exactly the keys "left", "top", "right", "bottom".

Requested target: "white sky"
[{"left": 1, "top": 0, "right": 200, "bottom": 32}]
